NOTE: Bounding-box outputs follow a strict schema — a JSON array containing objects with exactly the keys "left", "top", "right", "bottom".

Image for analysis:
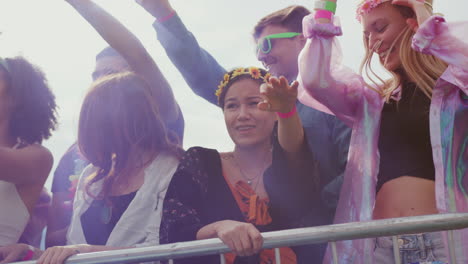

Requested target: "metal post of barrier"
[
  {"left": 391, "top": 236, "right": 401, "bottom": 264},
  {"left": 168, "top": 259, "right": 173, "bottom": 264},
  {"left": 330, "top": 241, "right": 338, "bottom": 264},
  {"left": 274, "top": 248, "right": 281, "bottom": 264},
  {"left": 220, "top": 254, "right": 226, "bottom": 264},
  {"left": 447, "top": 230, "right": 457, "bottom": 263}
]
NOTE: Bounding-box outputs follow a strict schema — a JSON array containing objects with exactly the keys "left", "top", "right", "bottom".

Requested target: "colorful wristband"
[
  {"left": 314, "top": 9, "right": 333, "bottom": 20},
  {"left": 157, "top": 10, "right": 176, "bottom": 23},
  {"left": 277, "top": 105, "right": 297, "bottom": 119},
  {"left": 22, "top": 247, "right": 35, "bottom": 261},
  {"left": 314, "top": 1, "right": 337, "bottom": 14}
]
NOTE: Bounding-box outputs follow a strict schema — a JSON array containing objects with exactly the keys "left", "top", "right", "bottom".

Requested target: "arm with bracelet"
[
  {"left": 258, "top": 76, "right": 306, "bottom": 164},
  {"left": 298, "top": 0, "right": 363, "bottom": 126},
  {"left": 0, "top": 243, "right": 42, "bottom": 263},
  {"left": 137, "top": 0, "right": 228, "bottom": 106},
  {"left": 314, "top": 0, "right": 337, "bottom": 22}
]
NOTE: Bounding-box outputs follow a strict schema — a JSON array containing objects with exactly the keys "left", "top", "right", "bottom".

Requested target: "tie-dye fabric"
[{"left": 297, "top": 15, "right": 468, "bottom": 263}]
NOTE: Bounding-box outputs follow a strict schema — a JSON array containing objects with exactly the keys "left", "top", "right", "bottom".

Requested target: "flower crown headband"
[
  {"left": 356, "top": 0, "right": 433, "bottom": 22},
  {"left": 215, "top": 67, "right": 270, "bottom": 100}
]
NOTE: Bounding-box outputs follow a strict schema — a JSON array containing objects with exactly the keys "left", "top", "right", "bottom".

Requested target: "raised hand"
[
  {"left": 37, "top": 245, "right": 88, "bottom": 264},
  {"left": 392, "top": 0, "right": 432, "bottom": 31},
  {"left": 135, "top": 0, "right": 174, "bottom": 19},
  {"left": 392, "top": 0, "right": 426, "bottom": 9},
  {"left": 258, "top": 76, "right": 298, "bottom": 114},
  {"left": 215, "top": 220, "right": 263, "bottom": 257}
]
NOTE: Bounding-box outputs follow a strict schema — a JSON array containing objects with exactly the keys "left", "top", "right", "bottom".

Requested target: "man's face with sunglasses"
[{"left": 255, "top": 25, "right": 305, "bottom": 82}]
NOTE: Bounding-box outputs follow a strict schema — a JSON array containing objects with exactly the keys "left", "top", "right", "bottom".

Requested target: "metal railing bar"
[
  {"left": 220, "top": 254, "right": 226, "bottom": 264},
  {"left": 13, "top": 213, "right": 468, "bottom": 264},
  {"left": 447, "top": 230, "right": 457, "bottom": 263}
]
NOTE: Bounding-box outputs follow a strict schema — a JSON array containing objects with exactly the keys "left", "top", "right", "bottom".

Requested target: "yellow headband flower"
[{"left": 215, "top": 67, "right": 269, "bottom": 100}]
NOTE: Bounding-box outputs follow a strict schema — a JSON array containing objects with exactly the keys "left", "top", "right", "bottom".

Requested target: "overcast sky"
[{"left": 0, "top": 0, "right": 464, "bottom": 188}]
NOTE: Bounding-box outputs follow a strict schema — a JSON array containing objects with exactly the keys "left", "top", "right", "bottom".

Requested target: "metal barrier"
[{"left": 13, "top": 213, "right": 468, "bottom": 264}]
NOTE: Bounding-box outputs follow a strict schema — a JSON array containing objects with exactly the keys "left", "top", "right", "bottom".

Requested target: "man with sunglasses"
[{"left": 137, "top": 0, "right": 350, "bottom": 250}]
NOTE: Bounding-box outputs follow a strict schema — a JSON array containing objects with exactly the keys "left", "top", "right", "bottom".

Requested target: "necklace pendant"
[
  {"left": 247, "top": 180, "right": 252, "bottom": 185},
  {"left": 101, "top": 203, "right": 112, "bottom": 225}
]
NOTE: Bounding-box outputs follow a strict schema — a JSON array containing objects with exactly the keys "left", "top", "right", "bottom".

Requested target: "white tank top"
[{"left": 0, "top": 143, "right": 30, "bottom": 246}]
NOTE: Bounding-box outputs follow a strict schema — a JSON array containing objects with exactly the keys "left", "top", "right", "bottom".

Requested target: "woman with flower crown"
[
  {"left": 297, "top": 0, "right": 468, "bottom": 263},
  {"left": 160, "top": 67, "right": 327, "bottom": 264}
]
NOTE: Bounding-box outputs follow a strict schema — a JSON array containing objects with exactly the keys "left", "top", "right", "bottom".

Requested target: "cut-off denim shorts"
[{"left": 374, "top": 232, "right": 448, "bottom": 264}]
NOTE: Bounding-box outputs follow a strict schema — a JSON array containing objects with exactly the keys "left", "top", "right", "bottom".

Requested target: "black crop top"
[{"left": 377, "top": 83, "right": 435, "bottom": 192}]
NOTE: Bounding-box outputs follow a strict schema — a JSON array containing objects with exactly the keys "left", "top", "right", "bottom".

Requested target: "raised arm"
[
  {"left": 258, "top": 77, "right": 306, "bottom": 163},
  {"left": 137, "top": 0, "right": 227, "bottom": 106},
  {"left": 298, "top": 6, "right": 367, "bottom": 127},
  {"left": 391, "top": 0, "right": 468, "bottom": 93},
  {"left": 65, "top": 0, "right": 179, "bottom": 123},
  {"left": 411, "top": 16, "right": 468, "bottom": 94}
]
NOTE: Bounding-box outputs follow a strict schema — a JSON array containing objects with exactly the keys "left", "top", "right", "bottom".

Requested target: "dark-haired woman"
[
  {"left": 161, "top": 67, "right": 327, "bottom": 264},
  {"left": 0, "top": 56, "right": 57, "bottom": 246}
]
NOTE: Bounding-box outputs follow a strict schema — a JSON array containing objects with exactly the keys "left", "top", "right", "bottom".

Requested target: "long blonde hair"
[{"left": 359, "top": 0, "right": 448, "bottom": 101}]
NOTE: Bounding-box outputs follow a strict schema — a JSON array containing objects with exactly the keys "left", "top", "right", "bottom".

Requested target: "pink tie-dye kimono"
[{"left": 297, "top": 14, "right": 468, "bottom": 263}]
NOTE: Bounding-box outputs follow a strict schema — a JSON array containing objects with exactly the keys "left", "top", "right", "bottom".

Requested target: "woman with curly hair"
[{"left": 0, "top": 56, "right": 57, "bottom": 246}]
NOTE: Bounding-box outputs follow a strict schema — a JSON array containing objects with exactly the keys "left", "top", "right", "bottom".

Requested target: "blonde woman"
[{"left": 298, "top": 0, "right": 467, "bottom": 263}]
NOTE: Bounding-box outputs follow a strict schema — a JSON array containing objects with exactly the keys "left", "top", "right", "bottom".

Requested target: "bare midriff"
[{"left": 373, "top": 176, "right": 438, "bottom": 219}]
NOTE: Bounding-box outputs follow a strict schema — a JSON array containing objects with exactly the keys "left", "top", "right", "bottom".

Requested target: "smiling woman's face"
[
  {"left": 223, "top": 78, "right": 276, "bottom": 148},
  {"left": 361, "top": 2, "right": 408, "bottom": 71}
]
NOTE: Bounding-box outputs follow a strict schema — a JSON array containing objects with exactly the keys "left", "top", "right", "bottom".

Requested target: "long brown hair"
[
  {"left": 359, "top": 0, "right": 448, "bottom": 101},
  {"left": 78, "top": 72, "right": 181, "bottom": 199}
]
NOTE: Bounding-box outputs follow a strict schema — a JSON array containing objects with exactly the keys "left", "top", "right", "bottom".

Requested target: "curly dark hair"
[{"left": 1, "top": 56, "right": 57, "bottom": 144}]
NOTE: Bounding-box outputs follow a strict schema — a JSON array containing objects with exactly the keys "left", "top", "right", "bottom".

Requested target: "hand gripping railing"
[{"left": 13, "top": 213, "right": 468, "bottom": 264}]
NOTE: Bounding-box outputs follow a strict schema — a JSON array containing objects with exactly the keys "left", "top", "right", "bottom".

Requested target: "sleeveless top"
[{"left": 0, "top": 143, "right": 30, "bottom": 246}]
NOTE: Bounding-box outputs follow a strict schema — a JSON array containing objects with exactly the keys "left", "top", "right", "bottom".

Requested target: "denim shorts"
[{"left": 374, "top": 232, "right": 448, "bottom": 264}]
